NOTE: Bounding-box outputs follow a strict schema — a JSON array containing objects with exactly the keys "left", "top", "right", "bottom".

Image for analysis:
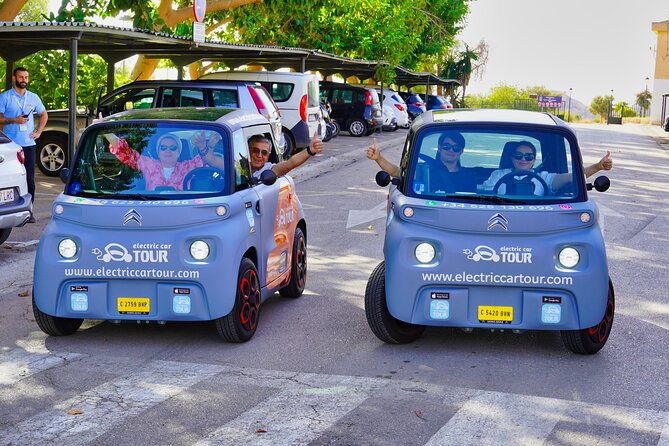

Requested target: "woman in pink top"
[{"left": 105, "top": 131, "right": 222, "bottom": 190}]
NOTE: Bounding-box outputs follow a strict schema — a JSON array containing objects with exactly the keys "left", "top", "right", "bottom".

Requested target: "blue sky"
[{"left": 458, "top": 1, "right": 669, "bottom": 105}]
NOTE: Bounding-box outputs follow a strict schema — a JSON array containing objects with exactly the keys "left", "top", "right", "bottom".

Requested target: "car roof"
[
  {"left": 98, "top": 107, "right": 271, "bottom": 131},
  {"left": 416, "top": 109, "right": 563, "bottom": 127},
  {"left": 113, "top": 79, "right": 259, "bottom": 88}
]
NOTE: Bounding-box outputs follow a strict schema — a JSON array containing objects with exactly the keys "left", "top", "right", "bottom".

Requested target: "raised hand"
[
  {"left": 599, "top": 150, "right": 612, "bottom": 171},
  {"left": 309, "top": 131, "right": 323, "bottom": 155},
  {"left": 366, "top": 138, "right": 380, "bottom": 160}
]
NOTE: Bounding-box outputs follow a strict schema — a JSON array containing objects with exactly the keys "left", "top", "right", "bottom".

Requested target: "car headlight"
[
  {"left": 558, "top": 247, "right": 580, "bottom": 268},
  {"left": 415, "top": 242, "right": 436, "bottom": 264},
  {"left": 58, "top": 238, "right": 78, "bottom": 259},
  {"left": 190, "top": 240, "right": 210, "bottom": 261}
]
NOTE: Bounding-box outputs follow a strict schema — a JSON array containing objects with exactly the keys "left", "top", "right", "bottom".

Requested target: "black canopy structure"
[{"left": 0, "top": 22, "right": 459, "bottom": 156}]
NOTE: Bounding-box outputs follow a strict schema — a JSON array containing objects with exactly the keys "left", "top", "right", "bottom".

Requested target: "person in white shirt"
[{"left": 483, "top": 141, "right": 612, "bottom": 195}]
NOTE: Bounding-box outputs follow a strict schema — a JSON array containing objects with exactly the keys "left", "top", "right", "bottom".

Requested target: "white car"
[
  {"left": 378, "top": 89, "right": 410, "bottom": 128},
  {"left": 0, "top": 131, "right": 32, "bottom": 244}
]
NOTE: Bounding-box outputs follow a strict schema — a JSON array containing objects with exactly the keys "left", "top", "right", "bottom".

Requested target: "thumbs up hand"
[
  {"left": 308, "top": 131, "right": 323, "bottom": 156},
  {"left": 366, "top": 138, "right": 380, "bottom": 161},
  {"left": 599, "top": 150, "right": 612, "bottom": 171}
]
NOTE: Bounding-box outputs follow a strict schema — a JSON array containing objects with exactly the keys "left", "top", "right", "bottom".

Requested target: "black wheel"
[
  {"left": 37, "top": 133, "right": 68, "bottom": 177},
  {"left": 32, "top": 290, "right": 83, "bottom": 336},
  {"left": 279, "top": 227, "right": 307, "bottom": 298},
  {"left": 364, "top": 261, "right": 425, "bottom": 343},
  {"left": 182, "top": 167, "right": 225, "bottom": 191},
  {"left": 493, "top": 170, "right": 551, "bottom": 196},
  {"left": 0, "top": 228, "right": 11, "bottom": 245},
  {"left": 215, "top": 257, "right": 261, "bottom": 342},
  {"left": 348, "top": 119, "right": 367, "bottom": 137},
  {"left": 282, "top": 130, "right": 295, "bottom": 159},
  {"left": 332, "top": 119, "right": 341, "bottom": 137},
  {"left": 561, "top": 280, "right": 614, "bottom": 354}
]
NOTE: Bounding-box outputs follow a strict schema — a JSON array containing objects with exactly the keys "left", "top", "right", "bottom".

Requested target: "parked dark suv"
[
  {"left": 397, "top": 92, "right": 427, "bottom": 119},
  {"left": 319, "top": 81, "right": 382, "bottom": 137}
]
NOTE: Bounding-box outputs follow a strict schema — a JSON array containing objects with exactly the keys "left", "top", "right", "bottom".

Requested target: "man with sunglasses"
[
  {"left": 483, "top": 141, "right": 612, "bottom": 195},
  {"left": 367, "top": 130, "right": 477, "bottom": 192},
  {"left": 249, "top": 132, "right": 323, "bottom": 179}
]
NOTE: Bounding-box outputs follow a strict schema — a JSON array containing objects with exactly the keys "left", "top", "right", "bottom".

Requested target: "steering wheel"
[
  {"left": 182, "top": 167, "right": 225, "bottom": 191},
  {"left": 492, "top": 170, "right": 551, "bottom": 196}
]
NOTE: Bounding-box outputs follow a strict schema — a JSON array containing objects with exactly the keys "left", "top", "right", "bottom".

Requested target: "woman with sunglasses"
[
  {"left": 483, "top": 141, "right": 612, "bottom": 195},
  {"left": 104, "top": 131, "right": 222, "bottom": 191},
  {"left": 367, "top": 130, "right": 477, "bottom": 192}
]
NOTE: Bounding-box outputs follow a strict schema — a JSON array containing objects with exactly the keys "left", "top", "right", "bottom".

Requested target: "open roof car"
[
  {"left": 32, "top": 108, "right": 308, "bottom": 342},
  {"left": 365, "top": 109, "right": 614, "bottom": 354}
]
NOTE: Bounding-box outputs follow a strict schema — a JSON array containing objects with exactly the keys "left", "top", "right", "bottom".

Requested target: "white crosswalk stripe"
[
  {"left": 1, "top": 356, "right": 668, "bottom": 446},
  {"left": 0, "top": 345, "right": 83, "bottom": 386},
  {"left": 0, "top": 360, "right": 224, "bottom": 446}
]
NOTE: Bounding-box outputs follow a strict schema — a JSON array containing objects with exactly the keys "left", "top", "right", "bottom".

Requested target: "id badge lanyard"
[{"left": 14, "top": 94, "right": 28, "bottom": 132}]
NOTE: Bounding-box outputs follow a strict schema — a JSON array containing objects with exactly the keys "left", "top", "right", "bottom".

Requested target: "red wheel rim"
[
  {"left": 238, "top": 269, "right": 260, "bottom": 331},
  {"left": 587, "top": 290, "right": 614, "bottom": 344}
]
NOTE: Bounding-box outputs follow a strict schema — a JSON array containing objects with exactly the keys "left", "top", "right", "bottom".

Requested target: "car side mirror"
[
  {"left": 60, "top": 168, "right": 70, "bottom": 184},
  {"left": 375, "top": 170, "right": 399, "bottom": 187},
  {"left": 259, "top": 169, "right": 277, "bottom": 186},
  {"left": 587, "top": 175, "right": 610, "bottom": 192}
]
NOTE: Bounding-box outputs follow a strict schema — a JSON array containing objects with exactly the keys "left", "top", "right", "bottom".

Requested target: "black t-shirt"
[{"left": 430, "top": 164, "right": 477, "bottom": 193}]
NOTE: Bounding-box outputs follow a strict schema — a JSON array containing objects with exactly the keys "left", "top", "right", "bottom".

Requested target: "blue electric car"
[
  {"left": 365, "top": 109, "right": 614, "bottom": 354},
  {"left": 33, "top": 108, "right": 308, "bottom": 342}
]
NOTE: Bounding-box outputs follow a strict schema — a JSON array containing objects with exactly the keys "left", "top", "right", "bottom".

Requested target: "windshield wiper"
[
  {"left": 449, "top": 195, "right": 525, "bottom": 204},
  {"left": 95, "top": 191, "right": 168, "bottom": 201}
]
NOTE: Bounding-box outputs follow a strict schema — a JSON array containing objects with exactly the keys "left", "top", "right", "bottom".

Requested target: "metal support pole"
[
  {"left": 68, "top": 37, "right": 79, "bottom": 167},
  {"left": 106, "top": 62, "right": 115, "bottom": 95},
  {"left": 4, "top": 60, "right": 14, "bottom": 91}
]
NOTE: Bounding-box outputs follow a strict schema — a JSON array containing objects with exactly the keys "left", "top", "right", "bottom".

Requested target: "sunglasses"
[
  {"left": 251, "top": 147, "right": 270, "bottom": 156},
  {"left": 439, "top": 143, "right": 463, "bottom": 153},
  {"left": 513, "top": 152, "right": 535, "bottom": 161},
  {"left": 158, "top": 144, "right": 178, "bottom": 152}
]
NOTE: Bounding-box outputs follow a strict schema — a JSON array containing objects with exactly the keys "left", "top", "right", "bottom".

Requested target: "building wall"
[{"left": 651, "top": 21, "right": 669, "bottom": 124}]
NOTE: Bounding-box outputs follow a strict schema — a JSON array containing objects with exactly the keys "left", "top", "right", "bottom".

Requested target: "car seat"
[{"left": 499, "top": 141, "right": 520, "bottom": 169}]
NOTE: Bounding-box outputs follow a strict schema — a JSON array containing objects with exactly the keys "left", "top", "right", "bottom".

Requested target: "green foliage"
[
  {"left": 218, "top": 0, "right": 470, "bottom": 82},
  {"left": 635, "top": 90, "right": 651, "bottom": 110},
  {"left": 614, "top": 102, "right": 637, "bottom": 117},
  {"left": 589, "top": 95, "right": 611, "bottom": 119},
  {"left": 1, "top": 51, "right": 130, "bottom": 110}
]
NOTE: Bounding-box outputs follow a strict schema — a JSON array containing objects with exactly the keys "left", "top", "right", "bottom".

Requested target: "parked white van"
[{"left": 200, "top": 71, "right": 324, "bottom": 155}]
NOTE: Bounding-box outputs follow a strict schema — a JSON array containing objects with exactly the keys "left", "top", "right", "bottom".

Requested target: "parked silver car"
[{"left": 0, "top": 130, "right": 31, "bottom": 244}]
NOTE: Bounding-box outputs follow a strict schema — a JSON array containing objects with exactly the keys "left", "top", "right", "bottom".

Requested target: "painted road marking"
[{"left": 0, "top": 346, "right": 83, "bottom": 386}]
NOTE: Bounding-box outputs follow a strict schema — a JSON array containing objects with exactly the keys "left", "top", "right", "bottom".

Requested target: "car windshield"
[
  {"left": 405, "top": 126, "right": 583, "bottom": 204},
  {"left": 67, "top": 121, "right": 229, "bottom": 199}
]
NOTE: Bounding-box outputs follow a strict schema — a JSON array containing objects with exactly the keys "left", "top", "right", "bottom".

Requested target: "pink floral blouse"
[{"left": 110, "top": 138, "right": 205, "bottom": 190}]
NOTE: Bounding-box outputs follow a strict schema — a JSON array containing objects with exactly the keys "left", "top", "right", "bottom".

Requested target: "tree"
[
  {"left": 635, "top": 90, "right": 651, "bottom": 116},
  {"left": 216, "top": 0, "right": 470, "bottom": 83},
  {"left": 439, "top": 40, "right": 488, "bottom": 107},
  {"left": 589, "top": 95, "right": 611, "bottom": 121}
]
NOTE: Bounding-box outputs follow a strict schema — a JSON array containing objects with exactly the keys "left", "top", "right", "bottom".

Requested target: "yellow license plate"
[
  {"left": 478, "top": 305, "right": 513, "bottom": 323},
  {"left": 117, "top": 297, "right": 150, "bottom": 314}
]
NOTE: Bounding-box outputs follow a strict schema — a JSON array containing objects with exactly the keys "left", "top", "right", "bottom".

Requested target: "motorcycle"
[{"left": 320, "top": 100, "right": 338, "bottom": 142}]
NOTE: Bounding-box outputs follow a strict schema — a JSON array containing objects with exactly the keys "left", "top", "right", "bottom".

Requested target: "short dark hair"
[
  {"left": 13, "top": 67, "right": 28, "bottom": 76},
  {"left": 438, "top": 130, "right": 465, "bottom": 148}
]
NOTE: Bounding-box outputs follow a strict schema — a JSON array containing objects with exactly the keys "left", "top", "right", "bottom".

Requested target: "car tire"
[
  {"left": 32, "top": 290, "right": 83, "bottom": 336},
  {"left": 364, "top": 261, "right": 425, "bottom": 344},
  {"left": 560, "top": 279, "right": 614, "bottom": 354},
  {"left": 279, "top": 226, "right": 307, "bottom": 298},
  {"left": 348, "top": 119, "right": 367, "bottom": 137},
  {"left": 332, "top": 119, "right": 341, "bottom": 137},
  {"left": 215, "top": 257, "right": 261, "bottom": 342},
  {"left": 36, "top": 133, "right": 68, "bottom": 177},
  {"left": 0, "top": 228, "right": 11, "bottom": 245},
  {"left": 282, "top": 130, "right": 295, "bottom": 159}
]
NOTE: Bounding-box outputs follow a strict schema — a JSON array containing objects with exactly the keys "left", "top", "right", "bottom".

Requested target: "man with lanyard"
[{"left": 0, "top": 67, "right": 48, "bottom": 223}]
